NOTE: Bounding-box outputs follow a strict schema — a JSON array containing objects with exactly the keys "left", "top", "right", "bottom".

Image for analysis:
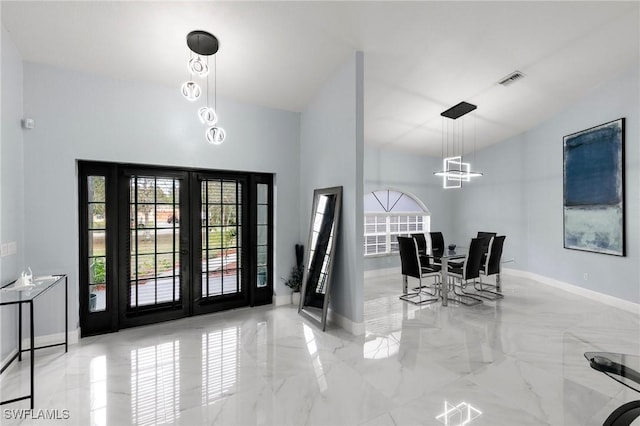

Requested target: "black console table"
[{"left": 0, "top": 274, "right": 68, "bottom": 408}]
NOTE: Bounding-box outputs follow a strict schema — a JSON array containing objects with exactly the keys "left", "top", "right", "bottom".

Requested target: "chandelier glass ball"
[
  {"left": 188, "top": 56, "right": 209, "bottom": 77},
  {"left": 181, "top": 81, "right": 201, "bottom": 101},
  {"left": 205, "top": 127, "right": 226, "bottom": 145},
  {"left": 198, "top": 106, "right": 218, "bottom": 125}
]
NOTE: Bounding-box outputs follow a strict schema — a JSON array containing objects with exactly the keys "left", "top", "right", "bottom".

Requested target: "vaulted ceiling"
[{"left": 3, "top": 1, "right": 638, "bottom": 156}]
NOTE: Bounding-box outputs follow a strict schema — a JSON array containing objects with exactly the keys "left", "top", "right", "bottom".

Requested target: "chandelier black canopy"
[{"left": 186, "top": 31, "right": 219, "bottom": 56}]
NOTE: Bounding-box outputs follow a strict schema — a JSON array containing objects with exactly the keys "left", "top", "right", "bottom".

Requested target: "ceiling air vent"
[{"left": 498, "top": 71, "right": 525, "bottom": 86}]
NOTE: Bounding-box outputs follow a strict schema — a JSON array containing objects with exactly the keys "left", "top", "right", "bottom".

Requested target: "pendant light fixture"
[
  {"left": 433, "top": 101, "right": 482, "bottom": 188},
  {"left": 182, "top": 30, "right": 226, "bottom": 145}
]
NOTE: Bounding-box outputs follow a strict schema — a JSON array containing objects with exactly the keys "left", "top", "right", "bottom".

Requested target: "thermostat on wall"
[{"left": 22, "top": 118, "right": 35, "bottom": 129}]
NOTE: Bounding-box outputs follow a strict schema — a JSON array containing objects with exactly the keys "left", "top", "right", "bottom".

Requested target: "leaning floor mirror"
[{"left": 298, "top": 186, "right": 342, "bottom": 331}]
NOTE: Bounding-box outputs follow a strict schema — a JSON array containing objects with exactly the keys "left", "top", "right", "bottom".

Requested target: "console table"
[{"left": 0, "top": 274, "right": 68, "bottom": 408}]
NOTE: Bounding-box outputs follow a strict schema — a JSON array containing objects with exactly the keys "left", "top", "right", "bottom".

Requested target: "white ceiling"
[{"left": 2, "top": 1, "right": 639, "bottom": 156}]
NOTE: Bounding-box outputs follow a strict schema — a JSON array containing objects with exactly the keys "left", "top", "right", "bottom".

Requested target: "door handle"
[{"left": 180, "top": 249, "right": 189, "bottom": 255}]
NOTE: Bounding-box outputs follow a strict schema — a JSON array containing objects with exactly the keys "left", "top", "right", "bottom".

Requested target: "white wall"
[
  {"left": 452, "top": 63, "right": 640, "bottom": 303},
  {"left": 363, "top": 148, "right": 453, "bottom": 271},
  {"left": 0, "top": 26, "right": 25, "bottom": 361},
  {"left": 21, "top": 62, "right": 301, "bottom": 336},
  {"left": 299, "top": 52, "right": 364, "bottom": 327}
]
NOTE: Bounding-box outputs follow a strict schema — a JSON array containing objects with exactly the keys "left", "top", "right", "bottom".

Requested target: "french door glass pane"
[
  {"left": 89, "top": 284, "right": 106, "bottom": 312},
  {"left": 201, "top": 179, "right": 242, "bottom": 298},
  {"left": 257, "top": 225, "right": 267, "bottom": 246},
  {"left": 257, "top": 184, "right": 267, "bottom": 204},
  {"left": 88, "top": 176, "right": 105, "bottom": 202},
  {"left": 89, "top": 231, "right": 106, "bottom": 257},
  {"left": 257, "top": 205, "right": 268, "bottom": 225},
  {"left": 129, "top": 176, "right": 181, "bottom": 308},
  {"left": 88, "top": 203, "right": 106, "bottom": 229}
]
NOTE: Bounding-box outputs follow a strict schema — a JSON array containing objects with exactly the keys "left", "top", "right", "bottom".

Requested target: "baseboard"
[
  {"left": 20, "top": 328, "right": 80, "bottom": 349},
  {"left": 273, "top": 294, "right": 292, "bottom": 307},
  {"left": 327, "top": 309, "right": 365, "bottom": 336},
  {"left": 0, "top": 329, "right": 78, "bottom": 377},
  {"left": 364, "top": 266, "right": 399, "bottom": 279},
  {"left": 503, "top": 268, "right": 640, "bottom": 314}
]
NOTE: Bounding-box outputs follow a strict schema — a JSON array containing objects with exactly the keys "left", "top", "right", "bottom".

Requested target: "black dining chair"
[
  {"left": 411, "top": 233, "right": 440, "bottom": 291},
  {"left": 411, "top": 233, "right": 430, "bottom": 267},
  {"left": 447, "top": 237, "right": 486, "bottom": 306},
  {"left": 397, "top": 236, "right": 440, "bottom": 305},
  {"left": 429, "top": 232, "right": 445, "bottom": 264},
  {"left": 411, "top": 233, "right": 428, "bottom": 255},
  {"left": 477, "top": 231, "right": 496, "bottom": 265},
  {"left": 473, "top": 235, "right": 506, "bottom": 299}
]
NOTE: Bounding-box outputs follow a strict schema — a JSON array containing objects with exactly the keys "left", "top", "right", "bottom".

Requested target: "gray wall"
[
  {"left": 448, "top": 133, "right": 529, "bottom": 269},
  {"left": 300, "top": 52, "right": 364, "bottom": 324},
  {"left": 363, "top": 148, "right": 453, "bottom": 271},
  {"left": 451, "top": 63, "right": 640, "bottom": 303},
  {"left": 21, "top": 62, "right": 301, "bottom": 337},
  {"left": 1, "top": 26, "right": 25, "bottom": 361}
]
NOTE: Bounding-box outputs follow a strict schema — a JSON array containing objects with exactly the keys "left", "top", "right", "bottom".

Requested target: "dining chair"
[
  {"left": 411, "top": 233, "right": 428, "bottom": 255},
  {"left": 446, "top": 237, "right": 486, "bottom": 306},
  {"left": 411, "top": 233, "right": 439, "bottom": 291},
  {"left": 429, "top": 232, "right": 445, "bottom": 264},
  {"left": 397, "top": 236, "right": 440, "bottom": 305},
  {"left": 473, "top": 235, "right": 506, "bottom": 299},
  {"left": 411, "top": 233, "right": 430, "bottom": 268},
  {"left": 477, "top": 231, "right": 496, "bottom": 265}
]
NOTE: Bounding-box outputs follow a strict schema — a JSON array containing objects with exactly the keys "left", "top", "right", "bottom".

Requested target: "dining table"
[{"left": 432, "top": 247, "right": 467, "bottom": 307}]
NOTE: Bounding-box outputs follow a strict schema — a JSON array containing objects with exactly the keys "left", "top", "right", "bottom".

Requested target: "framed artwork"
[{"left": 563, "top": 118, "right": 625, "bottom": 256}]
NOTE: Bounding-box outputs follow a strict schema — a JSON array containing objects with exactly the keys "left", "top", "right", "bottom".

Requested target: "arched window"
[{"left": 363, "top": 190, "right": 430, "bottom": 256}]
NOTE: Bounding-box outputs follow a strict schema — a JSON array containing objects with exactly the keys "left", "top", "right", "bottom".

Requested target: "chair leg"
[
  {"left": 449, "top": 277, "right": 483, "bottom": 306},
  {"left": 412, "top": 277, "right": 439, "bottom": 296},
  {"left": 468, "top": 275, "right": 504, "bottom": 300},
  {"left": 400, "top": 276, "right": 439, "bottom": 305},
  {"left": 471, "top": 280, "right": 504, "bottom": 300}
]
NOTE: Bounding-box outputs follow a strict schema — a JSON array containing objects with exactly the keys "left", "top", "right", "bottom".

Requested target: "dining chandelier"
[
  {"left": 433, "top": 101, "right": 482, "bottom": 188},
  {"left": 181, "top": 30, "right": 226, "bottom": 145}
]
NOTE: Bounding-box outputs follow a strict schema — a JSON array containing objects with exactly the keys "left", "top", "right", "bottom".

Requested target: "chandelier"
[
  {"left": 181, "top": 30, "right": 226, "bottom": 145},
  {"left": 433, "top": 101, "right": 482, "bottom": 188}
]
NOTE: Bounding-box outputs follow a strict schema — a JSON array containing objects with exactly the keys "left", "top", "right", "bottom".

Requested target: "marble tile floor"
[{"left": 1, "top": 270, "right": 639, "bottom": 425}]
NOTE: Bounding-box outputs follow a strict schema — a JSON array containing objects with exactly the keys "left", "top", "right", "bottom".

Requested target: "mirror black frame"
[{"left": 298, "top": 186, "right": 342, "bottom": 331}]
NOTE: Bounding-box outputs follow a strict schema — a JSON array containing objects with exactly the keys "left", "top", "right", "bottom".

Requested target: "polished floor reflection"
[{"left": 1, "top": 270, "right": 639, "bottom": 425}]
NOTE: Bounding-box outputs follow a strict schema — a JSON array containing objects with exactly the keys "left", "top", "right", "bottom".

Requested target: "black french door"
[
  {"left": 191, "top": 173, "right": 249, "bottom": 316},
  {"left": 118, "top": 169, "right": 190, "bottom": 328},
  {"left": 78, "top": 162, "right": 272, "bottom": 336}
]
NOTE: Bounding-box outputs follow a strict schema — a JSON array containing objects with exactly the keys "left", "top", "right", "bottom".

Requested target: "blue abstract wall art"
[{"left": 563, "top": 118, "right": 624, "bottom": 256}]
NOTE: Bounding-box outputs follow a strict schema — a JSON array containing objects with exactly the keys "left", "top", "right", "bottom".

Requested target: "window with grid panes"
[{"left": 363, "top": 190, "right": 430, "bottom": 256}]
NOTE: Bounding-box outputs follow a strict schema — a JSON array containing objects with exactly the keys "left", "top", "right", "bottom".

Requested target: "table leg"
[
  {"left": 496, "top": 273, "right": 502, "bottom": 292},
  {"left": 18, "top": 303, "right": 22, "bottom": 362},
  {"left": 402, "top": 275, "right": 408, "bottom": 294},
  {"left": 441, "top": 258, "right": 449, "bottom": 307},
  {"left": 65, "top": 276, "right": 68, "bottom": 352},
  {"left": 30, "top": 301, "right": 34, "bottom": 409}
]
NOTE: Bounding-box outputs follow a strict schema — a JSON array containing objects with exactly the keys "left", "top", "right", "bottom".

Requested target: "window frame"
[{"left": 363, "top": 190, "right": 430, "bottom": 257}]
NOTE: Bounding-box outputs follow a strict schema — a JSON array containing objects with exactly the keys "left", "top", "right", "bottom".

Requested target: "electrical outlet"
[
  {"left": 0, "top": 244, "right": 7, "bottom": 257},
  {"left": 583, "top": 273, "right": 589, "bottom": 281}
]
